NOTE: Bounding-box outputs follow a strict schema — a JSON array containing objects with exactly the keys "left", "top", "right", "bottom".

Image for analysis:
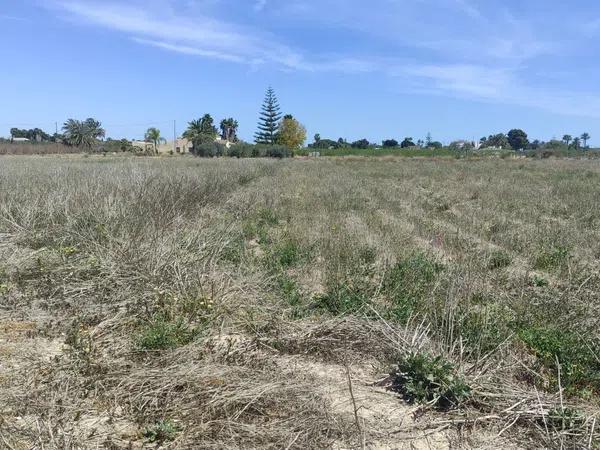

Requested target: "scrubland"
[{"left": 0, "top": 155, "right": 599, "bottom": 449}]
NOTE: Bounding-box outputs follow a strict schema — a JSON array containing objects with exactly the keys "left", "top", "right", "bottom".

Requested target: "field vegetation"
[{"left": 0, "top": 155, "right": 599, "bottom": 449}]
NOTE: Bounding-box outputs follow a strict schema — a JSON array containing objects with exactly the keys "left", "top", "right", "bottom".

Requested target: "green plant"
[
  {"left": 459, "top": 305, "right": 513, "bottom": 355},
  {"left": 383, "top": 254, "right": 442, "bottom": 323},
  {"left": 488, "top": 249, "right": 512, "bottom": 269},
  {"left": 390, "top": 353, "right": 470, "bottom": 410},
  {"left": 518, "top": 326, "right": 600, "bottom": 395},
  {"left": 534, "top": 244, "right": 570, "bottom": 270},
  {"left": 137, "top": 316, "right": 197, "bottom": 350},
  {"left": 530, "top": 274, "right": 549, "bottom": 287},
  {"left": 545, "top": 408, "right": 586, "bottom": 432},
  {"left": 143, "top": 419, "right": 179, "bottom": 443},
  {"left": 269, "top": 239, "right": 305, "bottom": 268},
  {"left": 313, "top": 283, "right": 370, "bottom": 315}
]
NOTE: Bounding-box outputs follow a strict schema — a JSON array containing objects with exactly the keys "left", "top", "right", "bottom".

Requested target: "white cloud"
[
  {"left": 253, "top": 0, "right": 267, "bottom": 12},
  {"left": 46, "top": 0, "right": 600, "bottom": 119}
]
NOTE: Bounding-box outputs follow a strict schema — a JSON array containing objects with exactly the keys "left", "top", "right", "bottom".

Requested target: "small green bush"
[
  {"left": 137, "top": 316, "right": 197, "bottom": 350},
  {"left": 530, "top": 274, "right": 549, "bottom": 287},
  {"left": 488, "top": 249, "right": 512, "bottom": 269},
  {"left": 383, "top": 253, "right": 442, "bottom": 323},
  {"left": 533, "top": 245, "right": 570, "bottom": 270},
  {"left": 313, "top": 284, "right": 370, "bottom": 315},
  {"left": 459, "top": 305, "right": 513, "bottom": 355},
  {"left": 545, "top": 408, "right": 586, "bottom": 432},
  {"left": 518, "top": 326, "right": 600, "bottom": 395},
  {"left": 390, "top": 353, "right": 470, "bottom": 410},
  {"left": 191, "top": 141, "right": 226, "bottom": 157},
  {"left": 143, "top": 419, "right": 179, "bottom": 443},
  {"left": 269, "top": 239, "right": 305, "bottom": 268},
  {"left": 225, "top": 143, "right": 292, "bottom": 159}
]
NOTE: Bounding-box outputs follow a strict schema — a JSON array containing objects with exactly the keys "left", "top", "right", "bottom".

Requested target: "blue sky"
[{"left": 2, "top": 0, "right": 600, "bottom": 144}]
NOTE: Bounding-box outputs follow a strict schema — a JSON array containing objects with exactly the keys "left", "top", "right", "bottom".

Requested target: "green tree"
[
  {"left": 219, "top": 118, "right": 239, "bottom": 142},
  {"left": 382, "top": 139, "right": 398, "bottom": 147},
  {"left": 62, "top": 118, "right": 105, "bottom": 150},
  {"left": 425, "top": 132, "right": 432, "bottom": 147},
  {"left": 144, "top": 127, "right": 166, "bottom": 155},
  {"left": 184, "top": 114, "right": 218, "bottom": 145},
  {"left": 572, "top": 137, "right": 581, "bottom": 149},
  {"left": 562, "top": 135, "right": 572, "bottom": 146},
  {"left": 507, "top": 129, "right": 528, "bottom": 150},
  {"left": 351, "top": 139, "right": 370, "bottom": 149},
  {"left": 277, "top": 115, "right": 306, "bottom": 149},
  {"left": 255, "top": 87, "right": 282, "bottom": 145},
  {"left": 486, "top": 133, "right": 509, "bottom": 149},
  {"left": 314, "top": 133, "right": 321, "bottom": 145},
  {"left": 581, "top": 133, "right": 590, "bottom": 148},
  {"left": 400, "top": 137, "right": 415, "bottom": 148}
]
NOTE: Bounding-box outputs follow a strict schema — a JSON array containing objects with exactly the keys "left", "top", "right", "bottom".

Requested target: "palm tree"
[
  {"left": 145, "top": 127, "right": 166, "bottom": 155},
  {"left": 183, "top": 119, "right": 202, "bottom": 141},
  {"left": 62, "top": 118, "right": 105, "bottom": 151},
  {"left": 581, "top": 133, "right": 590, "bottom": 148},
  {"left": 572, "top": 137, "right": 581, "bottom": 149},
  {"left": 183, "top": 114, "right": 217, "bottom": 145},
  {"left": 219, "top": 118, "right": 239, "bottom": 142},
  {"left": 562, "top": 135, "right": 572, "bottom": 146}
]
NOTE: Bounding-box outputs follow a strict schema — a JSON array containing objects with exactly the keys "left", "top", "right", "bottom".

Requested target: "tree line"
[{"left": 4, "top": 91, "right": 593, "bottom": 155}]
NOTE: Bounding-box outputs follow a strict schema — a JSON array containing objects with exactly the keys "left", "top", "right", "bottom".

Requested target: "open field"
[{"left": 0, "top": 155, "right": 599, "bottom": 449}]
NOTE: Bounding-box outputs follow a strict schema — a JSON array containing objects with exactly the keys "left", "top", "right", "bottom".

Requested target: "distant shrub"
[
  {"left": 227, "top": 143, "right": 254, "bottom": 158},
  {"left": 382, "top": 139, "right": 398, "bottom": 148},
  {"left": 221, "top": 143, "right": 292, "bottom": 159},
  {"left": 191, "top": 141, "right": 226, "bottom": 157},
  {"left": 390, "top": 353, "right": 470, "bottom": 410},
  {"left": 351, "top": 138, "right": 370, "bottom": 149}
]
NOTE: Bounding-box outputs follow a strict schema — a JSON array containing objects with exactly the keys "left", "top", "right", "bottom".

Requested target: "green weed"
[
  {"left": 143, "top": 419, "right": 179, "bottom": 443},
  {"left": 137, "top": 316, "right": 197, "bottom": 350},
  {"left": 313, "top": 283, "right": 370, "bottom": 315},
  {"left": 534, "top": 244, "right": 570, "bottom": 270},
  {"left": 518, "top": 326, "right": 600, "bottom": 395},
  {"left": 390, "top": 353, "right": 470, "bottom": 410},
  {"left": 488, "top": 249, "right": 512, "bottom": 269},
  {"left": 383, "top": 253, "right": 442, "bottom": 323}
]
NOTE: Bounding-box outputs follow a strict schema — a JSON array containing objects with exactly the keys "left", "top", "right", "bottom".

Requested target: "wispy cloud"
[
  {"left": 0, "top": 14, "right": 28, "bottom": 21},
  {"left": 46, "top": 0, "right": 600, "bottom": 119},
  {"left": 253, "top": 0, "right": 267, "bottom": 12}
]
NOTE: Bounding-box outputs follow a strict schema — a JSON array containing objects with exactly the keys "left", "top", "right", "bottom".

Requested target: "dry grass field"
[{"left": 0, "top": 155, "right": 599, "bottom": 449}]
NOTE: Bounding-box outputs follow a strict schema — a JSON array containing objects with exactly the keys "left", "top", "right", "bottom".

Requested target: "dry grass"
[{"left": 0, "top": 154, "right": 598, "bottom": 449}]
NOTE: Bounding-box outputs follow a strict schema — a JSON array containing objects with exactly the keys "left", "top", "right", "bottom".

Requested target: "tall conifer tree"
[{"left": 254, "top": 87, "right": 282, "bottom": 144}]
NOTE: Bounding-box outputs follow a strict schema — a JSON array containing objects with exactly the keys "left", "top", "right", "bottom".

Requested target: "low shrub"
[
  {"left": 518, "top": 326, "right": 600, "bottom": 395},
  {"left": 143, "top": 419, "right": 179, "bottom": 443},
  {"left": 390, "top": 353, "right": 470, "bottom": 410},
  {"left": 313, "top": 283, "right": 370, "bottom": 315},
  {"left": 383, "top": 253, "right": 442, "bottom": 323},
  {"left": 191, "top": 141, "right": 226, "bottom": 157},
  {"left": 533, "top": 244, "right": 570, "bottom": 270},
  {"left": 488, "top": 249, "right": 512, "bottom": 269},
  {"left": 137, "top": 316, "right": 197, "bottom": 350}
]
